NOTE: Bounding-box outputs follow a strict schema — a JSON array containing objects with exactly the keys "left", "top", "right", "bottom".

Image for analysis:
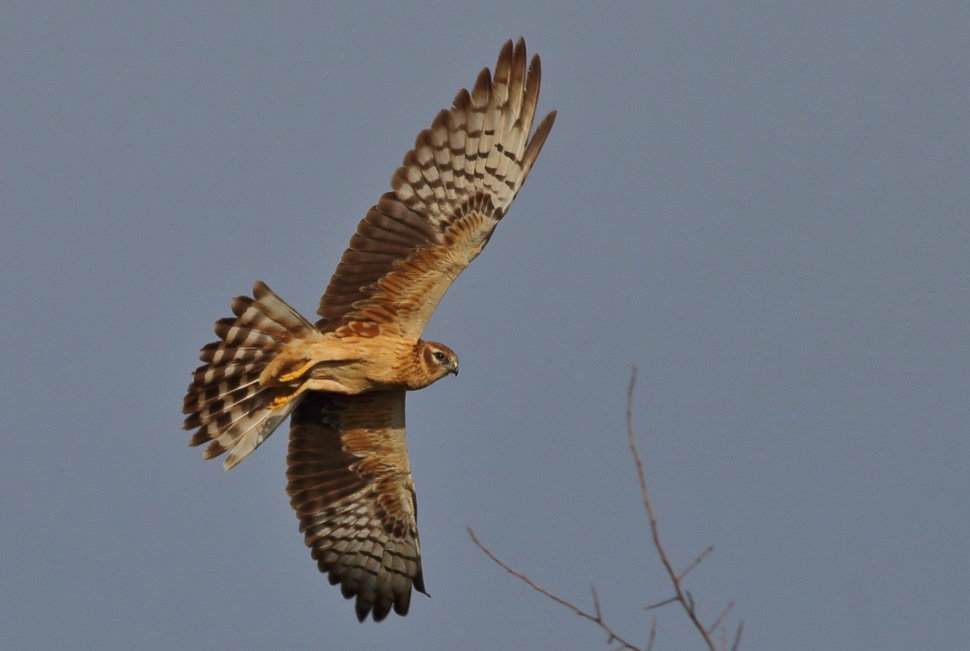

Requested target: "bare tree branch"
[
  {"left": 644, "top": 596, "right": 678, "bottom": 611},
  {"left": 467, "top": 528, "right": 642, "bottom": 651},
  {"left": 469, "top": 365, "right": 743, "bottom": 650},
  {"left": 591, "top": 585, "right": 603, "bottom": 624},
  {"left": 627, "top": 366, "right": 719, "bottom": 651},
  {"left": 730, "top": 621, "right": 745, "bottom": 651},
  {"left": 646, "top": 616, "right": 658, "bottom": 651},
  {"left": 707, "top": 600, "right": 735, "bottom": 636},
  {"left": 679, "top": 545, "right": 715, "bottom": 581}
]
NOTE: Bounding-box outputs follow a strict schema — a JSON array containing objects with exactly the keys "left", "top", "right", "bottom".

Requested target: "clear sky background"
[{"left": 2, "top": 3, "right": 966, "bottom": 650}]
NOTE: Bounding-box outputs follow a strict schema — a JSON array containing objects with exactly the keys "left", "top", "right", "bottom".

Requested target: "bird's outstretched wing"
[
  {"left": 286, "top": 390, "right": 424, "bottom": 622},
  {"left": 317, "top": 38, "right": 556, "bottom": 339}
]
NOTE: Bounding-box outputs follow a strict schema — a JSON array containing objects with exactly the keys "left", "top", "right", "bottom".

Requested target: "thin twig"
[
  {"left": 627, "top": 366, "right": 718, "bottom": 651},
  {"left": 679, "top": 545, "right": 715, "bottom": 581},
  {"left": 707, "top": 600, "right": 735, "bottom": 635},
  {"left": 467, "top": 528, "right": 642, "bottom": 651},
  {"left": 730, "top": 621, "right": 745, "bottom": 651},
  {"left": 643, "top": 596, "right": 678, "bottom": 611},
  {"left": 646, "top": 616, "right": 658, "bottom": 651}
]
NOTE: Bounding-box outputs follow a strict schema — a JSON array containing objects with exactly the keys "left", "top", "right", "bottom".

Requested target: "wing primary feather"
[{"left": 522, "top": 110, "right": 558, "bottom": 176}]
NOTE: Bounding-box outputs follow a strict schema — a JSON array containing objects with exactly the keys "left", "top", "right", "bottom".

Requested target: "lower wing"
[{"left": 287, "top": 389, "right": 425, "bottom": 622}]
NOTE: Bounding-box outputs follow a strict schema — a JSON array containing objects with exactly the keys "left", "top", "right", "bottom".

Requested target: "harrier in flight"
[{"left": 183, "top": 39, "right": 555, "bottom": 622}]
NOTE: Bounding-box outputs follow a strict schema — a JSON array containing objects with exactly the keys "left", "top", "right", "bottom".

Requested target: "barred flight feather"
[
  {"left": 316, "top": 38, "right": 556, "bottom": 338},
  {"left": 288, "top": 391, "right": 425, "bottom": 622}
]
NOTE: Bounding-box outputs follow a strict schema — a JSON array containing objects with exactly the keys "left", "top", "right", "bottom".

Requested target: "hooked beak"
[{"left": 448, "top": 362, "right": 459, "bottom": 377}]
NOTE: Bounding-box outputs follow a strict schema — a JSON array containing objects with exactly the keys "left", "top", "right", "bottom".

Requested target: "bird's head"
[{"left": 418, "top": 340, "right": 459, "bottom": 384}]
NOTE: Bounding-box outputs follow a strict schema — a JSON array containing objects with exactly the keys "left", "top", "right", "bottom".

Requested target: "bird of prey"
[{"left": 182, "top": 38, "right": 555, "bottom": 622}]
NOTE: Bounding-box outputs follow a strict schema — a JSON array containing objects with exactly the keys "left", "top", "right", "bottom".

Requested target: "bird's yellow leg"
[
  {"left": 268, "top": 378, "right": 355, "bottom": 411},
  {"left": 269, "top": 392, "right": 300, "bottom": 410},
  {"left": 268, "top": 382, "right": 317, "bottom": 410},
  {"left": 277, "top": 360, "right": 318, "bottom": 384}
]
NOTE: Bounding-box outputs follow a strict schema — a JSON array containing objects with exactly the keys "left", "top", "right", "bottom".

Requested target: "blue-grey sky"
[{"left": 2, "top": 3, "right": 966, "bottom": 649}]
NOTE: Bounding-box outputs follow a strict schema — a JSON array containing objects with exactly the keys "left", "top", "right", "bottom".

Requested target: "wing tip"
[{"left": 522, "top": 109, "right": 557, "bottom": 175}]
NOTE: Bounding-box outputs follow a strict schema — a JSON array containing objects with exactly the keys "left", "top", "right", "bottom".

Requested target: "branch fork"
[{"left": 470, "top": 366, "right": 743, "bottom": 650}]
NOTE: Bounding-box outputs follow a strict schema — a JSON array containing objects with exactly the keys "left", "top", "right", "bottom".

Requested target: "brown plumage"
[{"left": 182, "top": 38, "right": 555, "bottom": 622}]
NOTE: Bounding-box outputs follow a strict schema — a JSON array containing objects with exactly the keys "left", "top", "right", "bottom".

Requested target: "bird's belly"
[{"left": 305, "top": 357, "right": 408, "bottom": 394}]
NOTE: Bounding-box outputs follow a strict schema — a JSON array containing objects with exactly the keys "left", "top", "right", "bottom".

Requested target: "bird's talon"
[
  {"left": 277, "top": 360, "right": 317, "bottom": 384},
  {"left": 270, "top": 392, "right": 298, "bottom": 410}
]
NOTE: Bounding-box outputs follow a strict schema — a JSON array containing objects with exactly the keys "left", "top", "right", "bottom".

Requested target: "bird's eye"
[{"left": 433, "top": 351, "right": 445, "bottom": 362}]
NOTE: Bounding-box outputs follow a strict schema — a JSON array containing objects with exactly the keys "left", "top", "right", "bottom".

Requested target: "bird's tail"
[{"left": 183, "top": 281, "right": 317, "bottom": 470}]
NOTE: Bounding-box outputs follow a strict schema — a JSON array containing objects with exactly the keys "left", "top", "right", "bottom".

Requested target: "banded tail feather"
[{"left": 184, "top": 281, "right": 317, "bottom": 470}]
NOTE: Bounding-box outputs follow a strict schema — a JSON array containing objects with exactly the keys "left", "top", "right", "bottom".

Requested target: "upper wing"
[
  {"left": 286, "top": 390, "right": 424, "bottom": 622},
  {"left": 316, "top": 38, "right": 556, "bottom": 339}
]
